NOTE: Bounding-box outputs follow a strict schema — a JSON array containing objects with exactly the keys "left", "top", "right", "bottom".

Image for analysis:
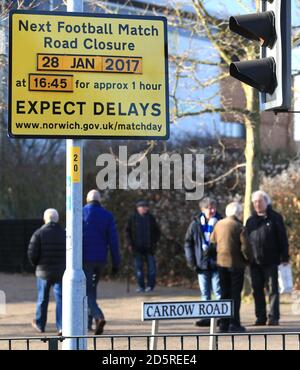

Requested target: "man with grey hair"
[
  {"left": 184, "top": 197, "right": 222, "bottom": 327},
  {"left": 210, "top": 202, "right": 253, "bottom": 332},
  {"left": 86, "top": 189, "right": 101, "bottom": 203},
  {"left": 28, "top": 208, "right": 66, "bottom": 335},
  {"left": 246, "top": 191, "right": 289, "bottom": 326}
]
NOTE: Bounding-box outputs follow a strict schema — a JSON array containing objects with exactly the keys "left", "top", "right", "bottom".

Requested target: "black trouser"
[
  {"left": 250, "top": 264, "right": 279, "bottom": 322},
  {"left": 218, "top": 267, "right": 245, "bottom": 329}
]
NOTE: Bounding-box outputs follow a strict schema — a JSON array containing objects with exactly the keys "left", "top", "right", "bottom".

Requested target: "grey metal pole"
[
  {"left": 0, "top": 17, "right": 7, "bottom": 216},
  {"left": 150, "top": 320, "right": 159, "bottom": 350},
  {"left": 62, "top": 0, "right": 87, "bottom": 350},
  {"left": 209, "top": 318, "right": 217, "bottom": 350}
]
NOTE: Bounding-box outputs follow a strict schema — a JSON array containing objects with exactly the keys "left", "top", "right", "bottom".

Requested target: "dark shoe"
[
  {"left": 254, "top": 319, "right": 267, "bottom": 326},
  {"left": 31, "top": 320, "right": 44, "bottom": 334},
  {"left": 229, "top": 325, "right": 246, "bottom": 333},
  {"left": 94, "top": 319, "right": 106, "bottom": 335},
  {"left": 195, "top": 319, "right": 210, "bottom": 327},
  {"left": 267, "top": 319, "right": 279, "bottom": 326},
  {"left": 218, "top": 326, "right": 229, "bottom": 333}
]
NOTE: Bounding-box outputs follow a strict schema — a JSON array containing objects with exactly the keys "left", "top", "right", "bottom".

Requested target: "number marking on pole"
[{"left": 71, "top": 147, "right": 80, "bottom": 183}]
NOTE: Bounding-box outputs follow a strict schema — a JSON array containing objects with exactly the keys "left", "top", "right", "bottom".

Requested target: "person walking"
[
  {"left": 126, "top": 199, "right": 160, "bottom": 293},
  {"left": 28, "top": 208, "right": 65, "bottom": 335},
  {"left": 246, "top": 190, "right": 289, "bottom": 326},
  {"left": 210, "top": 202, "right": 253, "bottom": 333},
  {"left": 184, "top": 197, "right": 222, "bottom": 327},
  {"left": 83, "top": 189, "right": 120, "bottom": 335}
]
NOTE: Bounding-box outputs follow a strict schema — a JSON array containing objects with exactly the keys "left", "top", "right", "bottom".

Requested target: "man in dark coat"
[
  {"left": 28, "top": 208, "right": 66, "bottom": 335},
  {"left": 126, "top": 199, "right": 160, "bottom": 293},
  {"left": 83, "top": 189, "right": 120, "bottom": 335},
  {"left": 246, "top": 191, "right": 289, "bottom": 326}
]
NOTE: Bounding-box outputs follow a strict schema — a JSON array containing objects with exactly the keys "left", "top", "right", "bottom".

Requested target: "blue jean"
[
  {"left": 36, "top": 278, "right": 62, "bottom": 331},
  {"left": 198, "top": 270, "right": 222, "bottom": 301},
  {"left": 135, "top": 254, "right": 156, "bottom": 289},
  {"left": 87, "top": 270, "right": 99, "bottom": 330},
  {"left": 84, "top": 263, "right": 105, "bottom": 321}
]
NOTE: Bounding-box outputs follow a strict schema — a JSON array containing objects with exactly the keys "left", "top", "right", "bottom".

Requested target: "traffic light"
[{"left": 229, "top": 0, "right": 291, "bottom": 111}]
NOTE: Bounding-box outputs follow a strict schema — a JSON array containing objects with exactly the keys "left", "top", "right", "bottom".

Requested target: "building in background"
[
  {"left": 221, "top": 75, "right": 294, "bottom": 154},
  {"left": 293, "top": 75, "right": 300, "bottom": 152}
]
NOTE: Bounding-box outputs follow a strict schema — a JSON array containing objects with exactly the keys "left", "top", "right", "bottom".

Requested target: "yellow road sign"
[{"left": 9, "top": 10, "right": 169, "bottom": 139}]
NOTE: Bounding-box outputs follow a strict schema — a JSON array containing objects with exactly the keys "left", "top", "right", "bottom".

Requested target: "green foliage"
[
  {"left": 83, "top": 136, "right": 246, "bottom": 286},
  {"left": 272, "top": 195, "right": 300, "bottom": 289}
]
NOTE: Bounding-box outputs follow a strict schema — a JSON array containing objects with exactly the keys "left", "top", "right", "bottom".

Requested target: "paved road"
[{"left": 0, "top": 273, "right": 300, "bottom": 350}]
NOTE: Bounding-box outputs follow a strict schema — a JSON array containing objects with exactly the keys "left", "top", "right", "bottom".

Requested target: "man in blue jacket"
[{"left": 83, "top": 189, "right": 120, "bottom": 335}]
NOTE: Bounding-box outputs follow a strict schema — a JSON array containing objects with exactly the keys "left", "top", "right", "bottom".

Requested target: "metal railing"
[{"left": 1, "top": 332, "right": 300, "bottom": 350}]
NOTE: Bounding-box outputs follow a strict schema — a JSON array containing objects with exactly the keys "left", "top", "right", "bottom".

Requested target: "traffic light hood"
[
  {"left": 230, "top": 58, "right": 277, "bottom": 94},
  {"left": 229, "top": 11, "right": 276, "bottom": 48}
]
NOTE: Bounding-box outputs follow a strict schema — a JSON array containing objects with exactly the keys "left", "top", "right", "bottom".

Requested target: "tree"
[
  {"left": 92, "top": 0, "right": 264, "bottom": 219},
  {"left": 176, "top": 0, "right": 262, "bottom": 221},
  {"left": 129, "top": 0, "right": 299, "bottom": 220},
  {"left": 191, "top": 0, "right": 300, "bottom": 219},
  {"left": 0, "top": 0, "right": 66, "bottom": 219},
  {"left": 4, "top": 0, "right": 297, "bottom": 220}
]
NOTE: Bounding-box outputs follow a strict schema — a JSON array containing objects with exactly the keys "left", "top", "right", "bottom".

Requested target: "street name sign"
[
  {"left": 142, "top": 300, "right": 233, "bottom": 321},
  {"left": 9, "top": 10, "right": 169, "bottom": 139}
]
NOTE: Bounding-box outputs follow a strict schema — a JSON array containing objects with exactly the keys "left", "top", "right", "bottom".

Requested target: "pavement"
[{"left": 0, "top": 273, "right": 300, "bottom": 350}]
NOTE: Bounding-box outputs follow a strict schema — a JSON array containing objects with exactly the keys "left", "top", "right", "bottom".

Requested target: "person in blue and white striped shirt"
[{"left": 184, "top": 197, "right": 222, "bottom": 327}]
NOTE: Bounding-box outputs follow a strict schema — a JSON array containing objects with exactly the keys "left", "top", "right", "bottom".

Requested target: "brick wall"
[{"left": 220, "top": 76, "right": 294, "bottom": 153}]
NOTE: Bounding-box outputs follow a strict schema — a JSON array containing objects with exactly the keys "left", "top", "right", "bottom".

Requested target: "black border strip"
[{"left": 8, "top": 9, "right": 170, "bottom": 140}]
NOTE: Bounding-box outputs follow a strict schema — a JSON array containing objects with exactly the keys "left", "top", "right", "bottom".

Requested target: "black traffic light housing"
[
  {"left": 229, "top": 0, "right": 291, "bottom": 111},
  {"left": 230, "top": 11, "right": 276, "bottom": 48},
  {"left": 230, "top": 58, "right": 277, "bottom": 94}
]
